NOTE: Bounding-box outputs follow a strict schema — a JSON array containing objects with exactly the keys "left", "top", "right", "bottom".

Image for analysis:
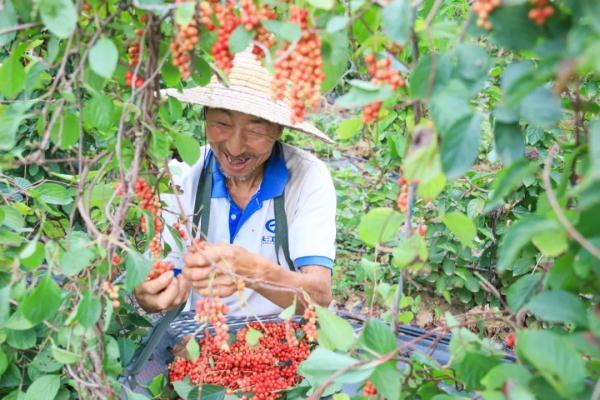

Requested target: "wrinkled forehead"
[{"left": 205, "top": 107, "right": 279, "bottom": 127}]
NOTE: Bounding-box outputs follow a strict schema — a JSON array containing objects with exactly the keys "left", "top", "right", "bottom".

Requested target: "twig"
[
  {"left": 543, "top": 144, "right": 600, "bottom": 260},
  {"left": 0, "top": 22, "right": 40, "bottom": 36}
]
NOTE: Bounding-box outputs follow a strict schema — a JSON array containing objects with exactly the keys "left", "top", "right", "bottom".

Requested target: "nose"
[{"left": 225, "top": 125, "right": 246, "bottom": 157}]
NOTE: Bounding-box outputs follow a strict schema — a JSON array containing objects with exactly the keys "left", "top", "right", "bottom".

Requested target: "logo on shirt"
[
  {"left": 262, "top": 219, "right": 276, "bottom": 245},
  {"left": 265, "top": 219, "right": 276, "bottom": 233}
]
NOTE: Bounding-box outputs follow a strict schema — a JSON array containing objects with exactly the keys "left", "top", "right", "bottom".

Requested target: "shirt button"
[{"left": 231, "top": 214, "right": 237, "bottom": 220}]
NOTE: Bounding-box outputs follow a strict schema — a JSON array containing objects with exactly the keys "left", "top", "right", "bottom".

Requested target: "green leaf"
[
  {"left": 517, "top": 330, "right": 586, "bottom": 396},
  {"left": 417, "top": 173, "right": 446, "bottom": 202},
  {"left": 39, "top": 0, "right": 77, "bottom": 39},
  {"left": 59, "top": 232, "right": 95, "bottom": 276},
  {"left": 24, "top": 375, "right": 60, "bottom": 400},
  {"left": 409, "top": 53, "right": 452, "bottom": 99},
  {"left": 336, "top": 116, "right": 362, "bottom": 140},
  {"left": 20, "top": 240, "right": 45, "bottom": 270},
  {"left": 391, "top": 235, "right": 428, "bottom": 268},
  {"left": 298, "top": 347, "right": 373, "bottom": 386},
  {"left": 0, "top": 52, "right": 26, "bottom": 99},
  {"left": 174, "top": 134, "right": 201, "bottom": 166},
  {"left": 488, "top": 3, "right": 539, "bottom": 51},
  {"left": 454, "top": 44, "right": 490, "bottom": 82},
  {"left": 0, "top": 349, "right": 7, "bottom": 376},
  {"left": 228, "top": 25, "right": 253, "bottom": 54},
  {"left": 321, "top": 31, "right": 349, "bottom": 93},
  {"left": 370, "top": 360, "right": 401, "bottom": 400},
  {"left": 531, "top": 228, "right": 568, "bottom": 257},
  {"left": 442, "top": 212, "right": 476, "bottom": 247},
  {"left": 50, "top": 110, "right": 80, "bottom": 150},
  {"left": 51, "top": 345, "right": 81, "bottom": 364},
  {"left": 278, "top": 297, "right": 296, "bottom": 320},
  {"left": 494, "top": 122, "right": 524, "bottom": 164},
  {"left": 245, "top": 327, "right": 263, "bottom": 347},
  {"left": 481, "top": 363, "right": 532, "bottom": 390},
  {"left": 497, "top": 215, "right": 559, "bottom": 272},
  {"left": 37, "top": 183, "right": 73, "bottom": 205},
  {"left": 262, "top": 20, "right": 302, "bottom": 42},
  {"left": 358, "top": 207, "right": 404, "bottom": 247},
  {"left": 174, "top": 2, "right": 195, "bottom": 26},
  {"left": 306, "top": 0, "right": 334, "bottom": 10},
  {"left": 525, "top": 290, "right": 588, "bottom": 327},
  {"left": 506, "top": 273, "right": 542, "bottom": 312},
  {"left": 0, "top": 0, "right": 18, "bottom": 47},
  {"left": 314, "top": 307, "right": 353, "bottom": 352},
  {"left": 0, "top": 105, "right": 29, "bottom": 151},
  {"left": 589, "top": 119, "right": 600, "bottom": 177},
  {"left": 186, "top": 338, "right": 200, "bottom": 361},
  {"left": 124, "top": 250, "right": 152, "bottom": 292},
  {"left": 357, "top": 319, "right": 396, "bottom": 355},
  {"left": 88, "top": 37, "right": 118, "bottom": 79},
  {"left": 485, "top": 160, "right": 537, "bottom": 211},
  {"left": 452, "top": 352, "right": 501, "bottom": 391},
  {"left": 440, "top": 113, "right": 482, "bottom": 178},
  {"left": 83, "top": 95, "right": 118, "bottom": 132},
  {"left": 336, "top": 84, "right": 394, "bottom": 108},
  {"left": 326, "top": 16, "right": 349, "bottom": 33},
  {"left": 76, "top": 291, "right": 102, "bottom": 328},
  {"left": 382, "top": 0, "right": 412, "bottom": 44},
  {"left": 21, "top": 275, "right": 62, "bottom": 325},
  {"left": 6, "top": 327, "right": 36, "bottom": 349},
  {"left": 519, "top": 87, "right": 562, "bottom": 128}
]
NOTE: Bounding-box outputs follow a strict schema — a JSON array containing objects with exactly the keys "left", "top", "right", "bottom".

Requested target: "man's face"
[{"left": 205, "top": 108, "right": 283, "bottom": 181}]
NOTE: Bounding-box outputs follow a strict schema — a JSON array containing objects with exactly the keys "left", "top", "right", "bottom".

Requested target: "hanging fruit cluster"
[
  {"left": 125, "top": 29, "right": 145, "bottom": 88},
  {"left": 172, "top": 219, "right": 188, "bottom": 240},
  {"left": 211, "top": 1, "right": 240, "bottom": 74},
  {"left": 472, "top": 0, "right": 502, "bottom": 30},
  {"left": 134, "top": 178, "right": 164, "bottom": 258},
  {"left": 363, "top": 379, "right": 378, "bottom": 397},
  {"left": 170, "top": 1, "right": 200, "bottom": 79},
  {"left": 168, "top": 321, "right": 311, "bottom": 400},
  {"left": 528, "top": 0, "right": 554, "bottom": 25},
  {"left": 195, "top": 297, "right": 230, "bottom": 350},
  {"left": 396, "top": 176, "right": 416, "bottom": 213},
  {"left": 362, "top": 54, "right": 405, "bottom": 124},
  {"left": 301, "top": 304, "right": 318, "bottom": 342},
  {"left": 101, "top": 281, "right": 120, "bottom": 308},
  {"left": 272, "top": 6, "right": 324, "bottom": 124},
  {"left": 148, "top": 260, "right": 174, "bottom": 280}
]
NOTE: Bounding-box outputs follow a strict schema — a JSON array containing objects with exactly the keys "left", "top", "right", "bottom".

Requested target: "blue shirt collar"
[{"left": 208, "top": 144, "right": 289, "bottom": 202}]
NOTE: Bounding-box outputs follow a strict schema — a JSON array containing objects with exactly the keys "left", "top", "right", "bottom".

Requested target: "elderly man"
[{"left": 133, "top": 49, "right": 336, "bottom": 317}]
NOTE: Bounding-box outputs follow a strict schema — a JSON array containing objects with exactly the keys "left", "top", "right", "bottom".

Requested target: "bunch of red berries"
[
  {"left": 134, "top": 178, "right": 164, "bottom": 258},
  {"left": 188, "top": 237, "right": 207, "bottom": 254},
  {"left": 528, "top": 0, "right": 554, "bottom": 25},
  {"left": 195, "top": 297, "right": 230, "bottom": 350},
  {"left": 472, "top": 0, "right": 502, "bottom": 30},
  {"left": 302, "top": 305, "right": 318, "bottom": 342},
  {"left": 252, "top": 5, "right": 276, "bottom": 58},
  {"left": 240, "top": 0, "right": 260, "bottom": 31},
  {"left": 198, "top": 1, "right": 215, "bottom": 30},
  {"left": 211, "top": 1, "right": 240, "bottom": 74},
  {"left": 272, "top": 7, "right": 323, "bottom": 124},
  {"left": 396, "top": 176, "right": 414, "bottom": 213},
  {"left": 170, "top": 0, "right": 200, "bottom": 79},
  {"left": 111, "top": 254, "right": 121, "bottom": 266},
  {"left": 363, "top": 379, "right": 378, "bottom": 396},
  {"left": 172, "top": 220, "right": 188, "bottom": 240},
  {"left": 169, "top": 321, "right": 312, "bottom": 400},
  {"left": 362, "top": 54, "right": 405, "bottom": 124},
  {"left": 125, "top": 30, "right": 145, "bottom": 88},
  {"left": 148, "top": 260, "right": 174, "bottom": 280},
  {"left": 101, "top": 281, "right": 120, "bottom": 308}
]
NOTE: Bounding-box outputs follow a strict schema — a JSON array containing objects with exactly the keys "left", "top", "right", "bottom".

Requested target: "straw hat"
[{"left": 161, "top": 48, "right": 333, "bottom": 144}]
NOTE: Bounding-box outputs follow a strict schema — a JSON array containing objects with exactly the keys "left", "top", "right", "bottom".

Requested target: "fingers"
[
  {"left": 174, "top": 275, "right": 192, "bottom": 305},
  {"left": 191, "top": 273, "right": 234, "bottom": 290},
  {"left": 197, "top": 284, "right": 236, "bottom": 298},
  {"left": 136, "top": 270, "right": 174, "bottom": 295}
]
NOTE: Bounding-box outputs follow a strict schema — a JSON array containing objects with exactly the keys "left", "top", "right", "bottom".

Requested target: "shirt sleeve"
[{"left": 287, "top": 162, "right": 336, "bottom": 269}]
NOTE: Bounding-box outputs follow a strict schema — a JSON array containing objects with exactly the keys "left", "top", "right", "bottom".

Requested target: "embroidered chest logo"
[{"left": 262, "top": 219, "right": 276, "bottom": 245}]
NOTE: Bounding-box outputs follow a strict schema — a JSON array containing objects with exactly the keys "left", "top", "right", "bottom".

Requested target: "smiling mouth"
[{"left": 223, "top": 153, "right": 251, "bottom": 171}]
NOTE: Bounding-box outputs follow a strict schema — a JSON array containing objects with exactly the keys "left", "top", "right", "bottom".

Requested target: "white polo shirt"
[{"left": 161, "top": 142, "right": 336, "bottom": 317}]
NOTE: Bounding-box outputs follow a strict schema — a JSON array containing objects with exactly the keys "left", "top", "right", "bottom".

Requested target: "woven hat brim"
[{"left": 161, "top": 84, "right": 334, "bottom": 144}]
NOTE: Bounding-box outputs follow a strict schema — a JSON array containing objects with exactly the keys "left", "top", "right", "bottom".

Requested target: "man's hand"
[
  {"left": 133, "top": 271, "right": 191, "bottom": 313},
  {"left": 183, "top": 243, "right": 258, "bottom": 297}
]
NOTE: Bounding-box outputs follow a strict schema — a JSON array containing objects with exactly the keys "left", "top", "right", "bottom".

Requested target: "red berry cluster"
[
  {"left": 396, "top": 176, "right": 417, "bottom": 213},
  {"left": 169, "top": 321, "right": 311, "bottom": 400},
  {"left": 363, "top": 379, "right": 378, "bottom": 396},
  {"left": 417, "top": 225, "right": 427, "bottom": 237},
  {"left": 198, "top": 1, "right": 215, "bottom": 30},
  {"left": 195, "top": 297, "right": 230, "bottom": 351},
  {"left": 240, "top": 0, "right": 260, "bottom": 31},
  {"left": 111, "top": 254, "right": 121, "bottom": 266},
  {"left": 148, "top": 260, "right": 174, "bottom": 280},
  {"left": 126, "top": 30, "right": 145, "bottom": 88},
  {"left": 252, "top": 5, "right": 276, "bottom": 58},
  {"left": 284, "top": 319, "right": 299, "bottom": 346},
  {"left": 302, "top": 305, "right": 318, "bottom": 342},
  {"left": 101, "top": 281, "right": 121, "bottom": 308},
  {"left": 528, "top": 0, "right": 554, "bottom": 25},
  {"left": 188, "top": 237, "right": 207, "bottom": 254},
  {"left": 172, "top": 220, "right": 188, "bottom": 240},
  {"left": 472, "top": 0, "right": 502, "bottom": 30},
  {"left": 505, "top": 332, "right": 516, "bottom": 348},
  {"left": 272, "top": 6, "right": 323, "bottom": 124},
  {"left": 134, "top": 178, "right": 164, "bottom": 258},
  {"left": 170, "top": 0, "right": 199, "bottom": 79},
  {"left": 211, "top": 2, "right": 239, "bottom": 74},
  {"left": 363, "top": 54, "right": 405, "bottom": 124}
]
